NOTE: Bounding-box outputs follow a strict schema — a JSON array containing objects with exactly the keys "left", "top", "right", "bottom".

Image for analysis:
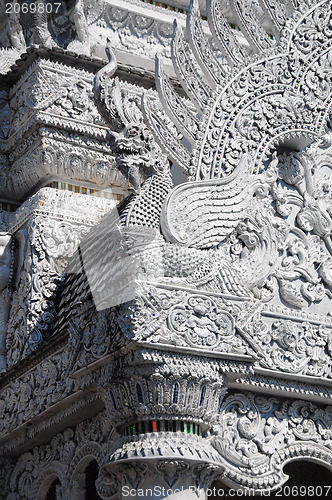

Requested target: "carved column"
[{"left": 97, "top": 347, "right": 226, "bottom": 499}]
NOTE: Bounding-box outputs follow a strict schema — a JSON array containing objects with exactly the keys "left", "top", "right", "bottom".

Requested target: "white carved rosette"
[
  {"left": 115, "top": 283, "right": 253, "bottom": 356},
  {"left": 168, "top": 295, "right": 235, "bottom": 349}
]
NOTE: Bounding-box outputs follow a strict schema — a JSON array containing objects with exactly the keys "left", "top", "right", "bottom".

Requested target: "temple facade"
[{"left": 0, "top": 1, "right": 332, "bottom": 499}]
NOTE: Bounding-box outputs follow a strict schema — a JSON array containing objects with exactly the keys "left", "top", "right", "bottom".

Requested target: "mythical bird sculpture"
[
  {"left": 92, "top": 39, "right": 285, "bottom": 305},
  {"left": 54, "top": 3, "right": 332, "bottom": 493}
]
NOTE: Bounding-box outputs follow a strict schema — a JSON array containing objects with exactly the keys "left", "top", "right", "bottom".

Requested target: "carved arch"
[
  {"left": 36, "top": 474, "right": 61, "bottom": 500},
  {"left": 212, "top": 393, "right": 332, "bottom": 492},
  {"left": 69, "top": 441, "right": 104, "bottom": 478},
  {"left": 273, "top": 443, "right": 332, "bottom": 480},
  {"left": 7, "top": 453, "right": 61, "bottom": 499},
  {"left": 219, "top": 443, "right": 332, "bottom": 492},
  {"left": 33, "top": 462, "right": 66, "bottom": 500}
]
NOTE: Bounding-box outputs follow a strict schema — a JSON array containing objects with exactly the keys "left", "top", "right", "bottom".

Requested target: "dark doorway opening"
[
  {"left": 85, "top": 459, "right": 102, "bottom": 500},
  {"left": 45, "top": 478, "right": 60, "bottom": 500}
]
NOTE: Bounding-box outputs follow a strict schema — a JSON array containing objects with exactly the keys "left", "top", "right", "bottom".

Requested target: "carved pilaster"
[
  {"left": 0, "top": 233, "right": 12, "bottom": 372},
  {"left": 5, "top": 188, "right": 113, "bottom": 366}
]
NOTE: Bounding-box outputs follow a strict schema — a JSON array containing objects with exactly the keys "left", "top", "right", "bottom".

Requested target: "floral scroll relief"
[
  {"left": 115, "top": 284, "right": 251, "bottom": 355},
  {"left": 246, "top": 315, "right": 332, "bottom": 377},
  {"left": 212, "top": 392, "right": 332, "bottom": 490}
]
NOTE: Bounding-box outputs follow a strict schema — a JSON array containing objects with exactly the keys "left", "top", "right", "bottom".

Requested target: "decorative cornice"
[
  {"left": 232, "top": 373, "right": 332, "bottom": 404},
  {"left": 0, "top": 390, "right": 104, "bottom": 456},
  {"left": 0, "top": 331, "right": 67, "bottom": 389}
]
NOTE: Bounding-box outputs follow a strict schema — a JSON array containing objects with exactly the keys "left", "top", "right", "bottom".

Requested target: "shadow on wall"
[{"left": 208, "top": 461, "right": 332, "bottom": 500}]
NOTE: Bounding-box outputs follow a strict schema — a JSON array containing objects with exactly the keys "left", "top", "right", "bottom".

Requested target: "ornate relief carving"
[
  {"left": 4, "top": 391, "right": 332, "bottom": 497},
  {"left": 212, "top": 392, "right": 332, "bottom": 490},
  {"left": 0, "top": 0, "right": 193, "bottom": 77},
  {"left": 258, "top": 0, "right": 290, "bottom": 36},
  {"left": 171, "top": 22, "right": 213, "bottom": 112},
  {"left": 150, "top": 0, "right": 332, "bottom": 184},
  {"left": 93, "top": 2, "right": 175, "bottom": 60},
  {"left": 168, "top": 294, "right": 235, "bottom": 348},
  {"left": 207, "top": 0, "right": 247, "bottom": 66},
  {"left": 142, "top": 93, "right": 192, "bottom": 175},
  {"left": 0, "top": 55, "right": 128, "bottom": 200},
  {"left": 155, "top": 55, "right": 199, "bottom": 144},
  {"left": 114, "top": 284, "right": 250, "bottom": 356},
  {"left": 66, "top": 304, "right": 121, "bottom": 373},
  {"left": 0, "top": 0, "right": 91, "bottom": 68},
  {"left": 229, "top": 0, "right": 273, "bottom": 52},
  {"left": 251, "top": 318, "right": 332, "bottom": 376},
  {"left": 0, "top": 350, "right": 75, "bottom": 435},
  {"left": 6, "top": 412, "right": 113, "bottom": 500},
  {"left": 5, "top": 188, "right": 112, "bottom": 366},
  {"left": 5, "top": 59, "right": 105, "bottom": 148},
  {"left": 2, "top": 1, "right": 332, "bottom": 498}
]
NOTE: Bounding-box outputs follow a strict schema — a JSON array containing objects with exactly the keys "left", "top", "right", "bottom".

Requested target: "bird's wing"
[{"left": 161, "top": 154, "right": 255, "bottom": 249}]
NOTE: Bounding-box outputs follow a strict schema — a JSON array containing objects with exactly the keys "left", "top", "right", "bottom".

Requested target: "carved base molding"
[{"left": 102, "top": 459, "right": 223, "bottom": 500}]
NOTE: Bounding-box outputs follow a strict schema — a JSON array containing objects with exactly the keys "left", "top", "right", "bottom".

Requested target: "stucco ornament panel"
[
  {"left": 0, "top": 350, "right": 76, "bottom": 436},
  {"left": 167, "top": 294, "right": 235, "bottom": 348},
  {"left": 0, "top": 0, "right": 190, "bottom": 75},
  {"left": 0, "top": 55, "right": 128, "bottom": 200},
  {"left": 66, "top": 302, "right": 121, "bottom": 373},
  {"left": 0, "top": 0, "right": 91, "bottom": 73},
  {"left": 212, "top": 392, "right": 332, "bottom": 490},
  {"left": 3, "top": 58, "right": 106, "bottom": 148},
  {"left": 95, "top": 2, "right": 174, "bottom": 59},
  {"left": 6, "top": 412, "right": 114, "bottom": 500},
  {"left": 5, "top": 189, "right": 113, "bottom": 367}
]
